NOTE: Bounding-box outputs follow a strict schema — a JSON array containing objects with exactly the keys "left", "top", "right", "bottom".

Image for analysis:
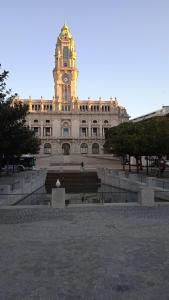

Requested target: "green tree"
[
  {"left": 0, "top": 65, "right": 40, "bottom": 171},
  {"left": 104, "top": 117, "right": 169, "bottom": 174}
]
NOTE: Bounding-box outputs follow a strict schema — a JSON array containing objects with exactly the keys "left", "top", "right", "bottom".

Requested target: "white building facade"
[
  {"left": 23, "top": 24, "right": 129, "bottom": 155},
  {"left": 132, "top": 106, "right": 169, "bottom": 123}
]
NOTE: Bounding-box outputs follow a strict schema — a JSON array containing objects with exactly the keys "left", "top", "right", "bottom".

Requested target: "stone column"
[
  {"left": 99, "top": 122, "right": 102, "bottom": 137},
  {"left": 52, "top": 188, "right": 65, "bottom": 208},
  {"left": 138, "top": 187, "right": 155, "bottom": 206},
  {"left": 88, "top": 121, "right": 91, "bottom": 137},
  {"left": 41, "top": 122, "right": 43, "bottom": 138}
]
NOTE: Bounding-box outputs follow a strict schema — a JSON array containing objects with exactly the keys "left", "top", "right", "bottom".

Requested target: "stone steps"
[{"left": 45, "top": 171, "right": 101, "bottom": 193}]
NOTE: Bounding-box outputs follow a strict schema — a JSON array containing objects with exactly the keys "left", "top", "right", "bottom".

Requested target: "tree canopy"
[
  {"left": 104, "top": 118, "right": 169, "bottom": 173},
  {"left": 0, "top": 65, "right": 40, "bottom": 170}
]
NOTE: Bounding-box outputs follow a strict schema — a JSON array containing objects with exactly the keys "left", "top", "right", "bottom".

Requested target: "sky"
[{"left": 1, "top": 0, "right": 169, "bottom": 118}]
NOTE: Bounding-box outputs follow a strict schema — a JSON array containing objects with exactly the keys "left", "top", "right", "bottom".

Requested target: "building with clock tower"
[
  {"left": 53, "top": 24, "right": 78, "bottom": 106},
  {"left": 21, "top": 24, "right": 129, "bottom": 155}
]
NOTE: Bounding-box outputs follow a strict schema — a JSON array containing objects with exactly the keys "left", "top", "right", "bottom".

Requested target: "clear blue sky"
[{"left": 1, "top": 0, "right": 169, "bottom": 118}]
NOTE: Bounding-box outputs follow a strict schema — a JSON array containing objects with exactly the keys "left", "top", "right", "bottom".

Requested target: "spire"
[{"left": 59, "top": 23, "right": 72, "bottom": 39}]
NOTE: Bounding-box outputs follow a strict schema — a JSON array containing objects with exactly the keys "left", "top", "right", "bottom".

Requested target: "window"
[
  {"left": 63, "top": 46, "right": 69, "bottom": 61},
  {"left": 104, "top": 120, "right": 108, "bottom": 124},
  {"left": 33, "top": 127, "right": 39, "bottom": 135},
  {"left": 46, "top": 120, "right": 50, "bottom": 123},
  {"left": 80, "top": 143, "right": 88, "bottom": 154},
  {"left": 34, "top": 119, "right": 38, "bottom": 123},
  {"left": 44, "top": 143, "right": 51, "bottom": 154},
  {"left": 92, "top": 128, "right": 97, "bottom": 136},
  {"left": 45, "top": 128, "right": 51, "bottom": 136},
  {"left": 93, "top": 120, "right": 97, "bottom": 123},
  {"left": 104, "top": 128, "right": 108, "bottom": 135},
  {"left": 62, "top": 105, "right": 70, "bottom": 111},
  {"left": 81, "top": 128, "right": 87, "bottom": 137},
  {"left": 63, "top": 128, "right": 69, "bottom": 137},
  {"left": 34, "top": 105, "right": 40, "bottom": 111},
  {"left": 82, "top": 120, "right": 86, "bottom": 123}
]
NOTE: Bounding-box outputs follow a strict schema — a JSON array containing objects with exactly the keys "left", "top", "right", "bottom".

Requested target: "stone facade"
[{"left": 22, "top": 24, "right": 129, "bottom": 155}]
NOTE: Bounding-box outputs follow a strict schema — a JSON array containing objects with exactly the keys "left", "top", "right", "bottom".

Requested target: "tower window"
[{"left": 63, "top": 46, "right": 69, "bottom": 61}]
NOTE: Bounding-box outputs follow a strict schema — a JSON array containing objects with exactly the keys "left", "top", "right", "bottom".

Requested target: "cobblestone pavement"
[{"left": 0, "top": 206, "right": 169, "bottom": 300}]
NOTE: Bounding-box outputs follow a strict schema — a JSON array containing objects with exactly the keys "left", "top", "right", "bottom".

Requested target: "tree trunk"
[
  {"left": 136, "top": 157, "right": 139, "bottom": 173},
  {"left": 122, "top": 156, "right": 125, "bottom": 171},
  {"left": 146, "top": 156, "right": 149, "bottom": 175},
  {"left": 129, "top": 155, "right": 131, "bottom": 172},
  {"left": 139, "top": 156, "right": 143, "bottom": 171}
]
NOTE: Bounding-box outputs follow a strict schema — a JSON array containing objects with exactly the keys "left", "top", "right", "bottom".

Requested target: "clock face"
[{"left": 62, "top": 73, "right": 70, "bottom": 84}]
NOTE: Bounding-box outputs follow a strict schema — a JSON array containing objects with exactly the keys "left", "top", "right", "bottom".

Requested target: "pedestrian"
[{"left": 80, "top": 161, "right": 84, "bottom": 172}]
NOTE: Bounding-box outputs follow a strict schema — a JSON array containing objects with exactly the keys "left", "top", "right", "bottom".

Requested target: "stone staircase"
[{"left": 45, "top": 171, "right": 101, "bottom": 193}]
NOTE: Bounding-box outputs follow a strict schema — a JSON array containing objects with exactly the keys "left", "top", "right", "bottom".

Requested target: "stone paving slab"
[{"left": 0, "top": 206, "right": 169, "bottom": 300}]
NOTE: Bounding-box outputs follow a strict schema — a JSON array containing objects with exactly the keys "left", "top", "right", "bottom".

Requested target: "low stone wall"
[
  {"left": 0, "top": 169, "right": 47, "bottom": 206},
  {"left": 97, "top": 168, "right": 169, "bottom": 206}
]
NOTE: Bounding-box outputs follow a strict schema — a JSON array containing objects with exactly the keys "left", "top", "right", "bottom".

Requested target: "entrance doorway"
[
  {"left": 92, "top": 143, "right": 99, "bottom": 154},
  {"left": 62, "top": 143, "right": 70, "bottom": 155}
]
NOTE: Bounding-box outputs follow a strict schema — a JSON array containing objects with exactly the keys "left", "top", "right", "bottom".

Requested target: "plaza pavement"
[
  {"left": 1, "top": 154, "right": 169, "bottom": 299},
  {"left": 35, "top": 154, "right": 122, "bottom": 171},
  {"left": 0, "top": 205, "right": 169, "bottom": 300}
]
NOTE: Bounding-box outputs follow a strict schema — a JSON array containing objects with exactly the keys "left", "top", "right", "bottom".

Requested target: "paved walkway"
[
  {"left": 0, "top": 206, "right": 169, "bottom": 300},
  {"left": 35, "top": 154, "right": 122, "bottom": 171}
]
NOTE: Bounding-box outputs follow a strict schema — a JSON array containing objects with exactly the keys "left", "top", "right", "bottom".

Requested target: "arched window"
[
  {"left": 93, "top": 120, "right": 97, "bottom": 123},
  {"left": 63, "top": 46, "right": 69, "bottom": 60},
  {"left": 92, "top": 143, "right": 99, "bottom": 154},
  {"left": 104, "top": 120, "right": 108, "bottom": 124},
  {"left": 44, "top": 143, "right": 52, "bottom": 154},
  {"left": 62, "top": 122, "right": 69, "bottom": 137},
  {"left": 80, "top": 143, "right": 88, "bottom": 154}
]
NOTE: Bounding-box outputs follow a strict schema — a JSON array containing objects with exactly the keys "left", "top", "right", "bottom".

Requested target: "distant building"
[
  {"left": 132, "top": 106, "right": 169, "bottom": 123},
  {"left": 21, "top": 24, "right": 129, "bottom": 155}
]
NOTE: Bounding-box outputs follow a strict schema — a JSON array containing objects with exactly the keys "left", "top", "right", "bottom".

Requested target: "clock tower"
[{"left": 53, "top": 24, "right": 78, "bottom": 106}]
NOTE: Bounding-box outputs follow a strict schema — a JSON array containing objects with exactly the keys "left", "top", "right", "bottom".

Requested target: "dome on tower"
[{"left": 59, "top": 23, "right": 72, "bottom": 39}]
